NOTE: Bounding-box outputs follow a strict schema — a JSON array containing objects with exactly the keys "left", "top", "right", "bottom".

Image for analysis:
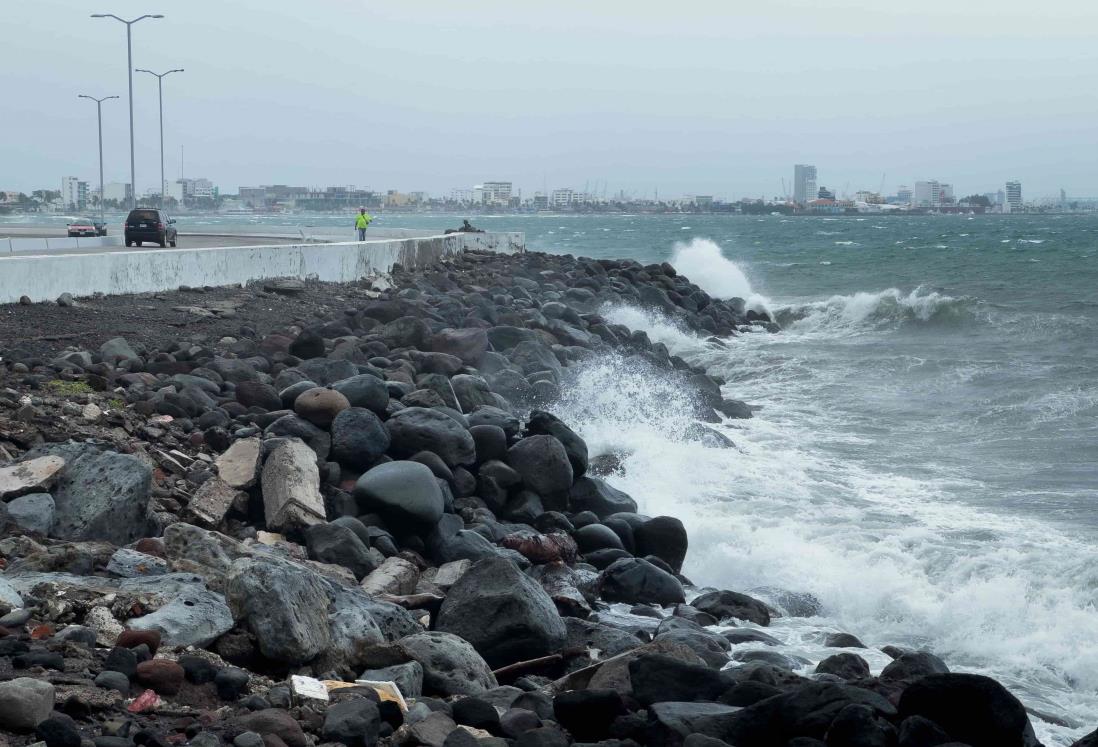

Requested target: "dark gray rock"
[
  {"left": 436, "top": 556, "right": 567, "bottom": 668},
  {"left": 322, "top": 698, "right": 381, "bottom": 747},
  {"left": 526, "top": 411, "right": 588, "bottom": 477},
  {"left": 691, "top": 589, "right": 771, "bottom": 626},
  {"left": 386, "top": 407, "right": 476, "bottom": 467},
  {"left": 332, "top": 374, "right": 390, "bottom": 414},
  {"left": 225, "top": 557, "right": 332, "bottom": 665},
  {"left": 355, "top": 461, "right": 445, "bottom": 530},
  {"left": 331, "top": 407, "right": 391, "bottom": 470},
  {"left": 506, "top": 435, "right": 573, "bottom": 498},
  {"left": 824, "top": 703, "right": 897, "bottom": 747},
  {"left": 880, "top": 651, "right": 949, "bottom": 681},
  {"left": 599, "top": 557, "right": 685, "bottom": 605},
  {"left": 24, "top": 441, "right": 150, "bottom": 545},
  {"left": 824, "top": 632, "right": 866, "bottom": 649},
  {"left": 634, "top": 515, "right": 688, "bottom": 573},
  {"left": 397, "top": 631, "right": 498, "bottom": 696},
  {"left": 6, "top": 492, "right": 55, "bottom": 535},
  {"left": 430, "top": 328, "right": 490, "bottom": 366},
  {"left": 897, "top": 673, "right": 1036, "bottom": 747},
  {"left": 568, "top": 476, "right": 637, "bottom": 519},
  {"left": 306, "top": 522, "right": 377, "bottom": 580},
  {"left": 722, "top": 683, "right": 897, "bottom": 745},
  {"left": 815, "top": 653, "right": 870, "bottom": 681}
]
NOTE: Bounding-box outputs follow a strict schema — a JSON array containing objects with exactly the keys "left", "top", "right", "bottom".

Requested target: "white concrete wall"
[
  {"left": 2, "top": 236, "right": 124, "bottom": 254},
  {"left": 0, "top": 232, "right": 524, "bottom": 304}
]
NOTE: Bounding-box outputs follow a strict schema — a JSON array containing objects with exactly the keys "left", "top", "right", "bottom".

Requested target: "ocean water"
[
  {"left": 511, "top": 213, "right": 1097, "bottom": 744},
  {"left": 9, "top": 210, "right": 1097, "bottom": 740}
]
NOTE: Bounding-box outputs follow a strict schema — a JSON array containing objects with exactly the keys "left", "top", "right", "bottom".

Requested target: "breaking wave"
[
  {"left": 774, "top": 287, "right": 978, "bottom": 332},
  {"left": 669, "top": 238, "right": 772, "bottom": 312}
]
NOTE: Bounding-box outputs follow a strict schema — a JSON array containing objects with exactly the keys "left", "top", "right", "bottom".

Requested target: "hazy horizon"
[{"left": 3, "top": 0, "right": 1097, "bottom": 200}]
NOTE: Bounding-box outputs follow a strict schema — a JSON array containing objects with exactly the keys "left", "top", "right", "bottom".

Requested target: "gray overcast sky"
[{"left": 3, "top": 0, "right": 1097, "bottom": 200}]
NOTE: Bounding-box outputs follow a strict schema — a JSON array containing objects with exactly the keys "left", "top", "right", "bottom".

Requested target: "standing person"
[{"left": 355, "top": 207, "right": 373, "bottom": 240}]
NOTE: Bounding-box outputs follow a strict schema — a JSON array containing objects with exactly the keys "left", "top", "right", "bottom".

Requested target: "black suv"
[{"left": 124, "top": 208, "right": 178, "bottom": 247}]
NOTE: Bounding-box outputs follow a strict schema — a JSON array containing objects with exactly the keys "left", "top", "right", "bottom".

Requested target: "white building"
[
  {"left": 102, "top": 182, "right": 132, "bottom": 203},
  {"left": 450, "top": 188, "right": 473, "bottom": 203},
  {"left": 1006, "top": 181, "right": 1023, "bottom": 211},
  {"left": 481, "top": 181, "right": 512, "bottom": 205},
  {"left": 165, "top": 181, "right": 185, "bottom": 202},
  {"left": 913, "top": 180, "right": 944, "bottom": 208},
  {"left": 61, "top": 176, "right": 88, "bottom": 210},
  {"left": 550, "top": 188, "right": 574, "bottom": 208},
  {"left": 793, "top": 164, "right": 817, "bottom": 205}
]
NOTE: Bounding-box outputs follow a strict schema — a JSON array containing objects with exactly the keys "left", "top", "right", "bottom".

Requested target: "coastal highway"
[{"left": 0, "top": 229, "right": 299, "bottom": 255}]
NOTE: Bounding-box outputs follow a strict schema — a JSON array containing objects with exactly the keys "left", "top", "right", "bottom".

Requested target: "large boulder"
[
  {"left": 262, "top": 439, "right": 326, "bottom": 532},
  {"left": 722, "top": 682, "right": 897, "bottom": 745},
  {"left": 526, "top": 411, "right": 589, "bottom": 477},
  {"left": 126, "top": 585, "right": 234, "bottom": 648},
  {"left": 569, "top": 476, "right": 638, "bottom": 519},
  {"left": 897, "top": 673, "right": 1037, "bottom": 747},
  {"left": 599, "top": 557, "right": 685, "bottom": 605},
  {"left": 634, "top": 516, "right": 688, "bottom": 573},
  {"left": 436, "top": 556, "right": 567, "bottom": 668},
  {"left": 506, "top": 435, "right": 573, "bottom": 498},
  {"left": 691, "top": 589, "right": 771, "bottom": 627},
  {"left": 332, "top": 374, "right": 390, "bottom": 414},
  {"left": 23, "top": 442, "right": 150, "bottom": 545},
  {"left": 385, "top": 407, "right": 476, "bottom": 467},
  {"left": 330, "top": 407, "right": 391, "bottom": 470},
  {"left": 429, "top": 328, "right": 490, "bottom": 366},
  {"left": 354, "top": 461, "right": 445, "bottom": 531},
  {"left": 225, "top": 557, "right": 332, "bottom": 665},
  {"left": 397, "top": 631, "right": 498, "bottom": 696}
]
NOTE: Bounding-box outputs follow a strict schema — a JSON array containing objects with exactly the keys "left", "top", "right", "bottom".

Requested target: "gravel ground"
[{"left": 0, "top": 279, "right": 382, "bottom": 363}]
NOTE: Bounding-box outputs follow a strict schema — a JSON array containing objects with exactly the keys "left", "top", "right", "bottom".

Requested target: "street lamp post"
[
  {"left": 77, "top": 94, "right": 119, "bottom": 223},
  {"left": 90, "top": 13, "right": 164, "bottom": 209},
  {"left": 135, "top": 68, "right": 183, "bottom": 208}
]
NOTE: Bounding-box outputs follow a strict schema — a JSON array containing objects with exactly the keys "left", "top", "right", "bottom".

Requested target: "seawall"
[{"left": 0, "top": 230, "right": 523, "bottom": 304}]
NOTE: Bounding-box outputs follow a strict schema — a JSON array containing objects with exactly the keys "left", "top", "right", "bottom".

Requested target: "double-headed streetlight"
[
  {"left": 135, "top": 68, "right": 183, "bottom": 207},
  {"left": 90, "top": 13, "right": 164, "bottom": 209},
  {"left": 77, "top": 94, "right": 119, "bottom": 222}
]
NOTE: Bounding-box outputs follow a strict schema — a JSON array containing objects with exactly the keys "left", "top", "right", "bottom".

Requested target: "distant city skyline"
[{"left": 4, "top": 1, "right": 1098, "bottom": 200}]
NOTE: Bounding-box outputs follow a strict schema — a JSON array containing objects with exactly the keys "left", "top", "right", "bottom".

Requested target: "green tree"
[{"left": 962, "top": 194, "right": 991, "bottom": 208}]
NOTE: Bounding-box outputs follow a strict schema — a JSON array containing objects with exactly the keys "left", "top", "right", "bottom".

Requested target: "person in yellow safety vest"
[{"left": 355, "top": 207, "right": 373, "bottom": 240}]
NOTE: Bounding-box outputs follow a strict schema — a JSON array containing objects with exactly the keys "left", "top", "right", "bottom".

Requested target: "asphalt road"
[{"left": 0, "top": 231, "right": 298, "bottom": 254}]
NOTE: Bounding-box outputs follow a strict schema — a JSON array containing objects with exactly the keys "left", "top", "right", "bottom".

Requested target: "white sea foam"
[
  {"left": 561, "top": 296, "right": 1098, "bottom": 744},
  {"left": 669, "top": 238, "right": 772, "bottom": 312}
]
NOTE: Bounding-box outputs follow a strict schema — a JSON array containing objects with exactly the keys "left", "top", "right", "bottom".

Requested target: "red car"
[{"left": 67, "top": 217, "right": 107, "bottom": 237}]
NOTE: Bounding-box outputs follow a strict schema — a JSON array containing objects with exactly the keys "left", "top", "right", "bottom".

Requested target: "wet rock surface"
[{"left": 0, "top": 249, "right": 1055, "bottom": 747}]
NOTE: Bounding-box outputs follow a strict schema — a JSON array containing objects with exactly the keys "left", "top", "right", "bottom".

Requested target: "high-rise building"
[
  {"left": 1006, "top": 181, "right": 1023, "bottom": 211},
  {"left": 61, "top": 176, "right": 88, "bottom": 210},
  {"left": 481, "top": 181, "right": 512, "bottom": 205},
  {"left": 550, "top": 188, "right": 574, "bottom": 207},
  {"left": 896, "top": 185, "right": 913, "bottom": 205},
  {"left": 793, "top": 164, "right": 817, "bottom": 205},
  {"left": 913, "top": 180, "right": 945, "bottom": 208}
]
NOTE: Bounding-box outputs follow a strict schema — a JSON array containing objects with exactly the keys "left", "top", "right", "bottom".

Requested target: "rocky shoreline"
[{"left": 0, "top": 248, "right": 1086, "bottom": 747}]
